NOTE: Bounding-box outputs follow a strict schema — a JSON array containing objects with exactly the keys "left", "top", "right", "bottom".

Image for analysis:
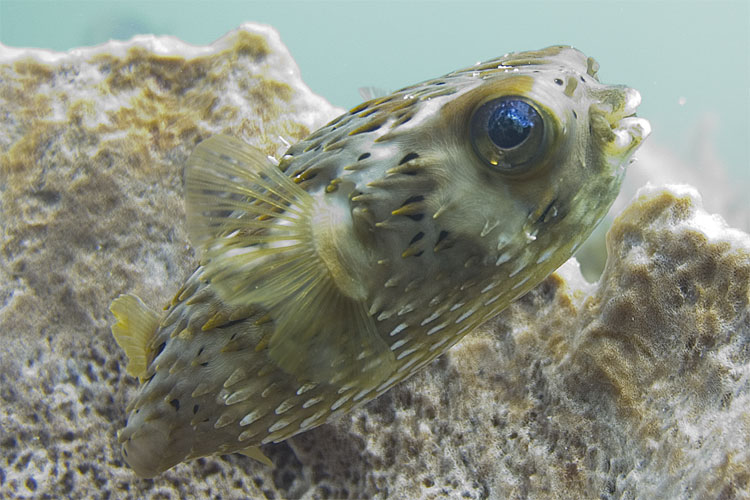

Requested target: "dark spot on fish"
[
  {"left": 197, "top": 347, "right": 204, "bottom": 357},
  {"left": 437, "top": 230, "right": 449, "bottom": 244},
  {"left": 398, "top": 152, "right": 419, "bottom": 165},
  {"left": 401, "top": 195, "right": 424, "bottom": 205},
  {"left": 200, "top": 362, "right": 209, "bottom": 367},
  {"left": 358, "top": 152, "right": 371, "bottom": 161},
  {"left": 394, "top": 115, "right": 412, "bottom": 127},
  {"left": 554, "top": 78, "right": 564, "bottom": 86},
  {"left": 413, "top": 250, "right": 424, "bottom": 257},
  {"left": 572, "top": 110, "right": 577, "bottom": 119},
  {"left": 217, "top": 318, "right": 246, "bottom": 329},
  {"left": 537, "top": 199, "right": 558, "bottom": 224},
  {"left": 170, "top": 399, "right": 180, "bottom": 411},
  {"left": 406, "top": 214, "right": 424, "bottom": 221},
  {"left": 409, "top": 232, "right": 425, "bottom": 245},
  {"left": 351, "top": 121, "right": 382, "bottom": 135},
  {"left": 350, "top": 101, "right": 369, "bottom": 114},
  {"left": 327, "top": 113, "right": 347, "bottom": 126},
  {"left": 193, "top": 404, "right": 200, "bottom": 415},
  {"left": 580, "top": 75, "right": 586, "bottom": 83},
  {"left": 156, "top": 342, "right": 166, "bottom": 356}
]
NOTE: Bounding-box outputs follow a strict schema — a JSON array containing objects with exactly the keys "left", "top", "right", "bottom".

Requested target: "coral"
[{"left": 1, "top": 24, "right": 748, "bottom": 499}]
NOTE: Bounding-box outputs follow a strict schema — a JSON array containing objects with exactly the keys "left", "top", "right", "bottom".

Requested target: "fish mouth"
[
  {"left": 611, "top": 87, "right": 651, "bottom": 150},
  {"left": 596, "top": 86, "right": 651, "bottom": 153}
]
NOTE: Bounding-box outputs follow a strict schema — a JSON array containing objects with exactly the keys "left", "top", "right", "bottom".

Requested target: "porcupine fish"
[{"left": 110, "top": 45, "right": 650, "bottom": 477}]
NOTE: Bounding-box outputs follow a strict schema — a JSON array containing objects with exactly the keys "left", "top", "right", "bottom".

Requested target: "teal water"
[{"left": 2, "top": 0, "right": 748, "bottom": 191}]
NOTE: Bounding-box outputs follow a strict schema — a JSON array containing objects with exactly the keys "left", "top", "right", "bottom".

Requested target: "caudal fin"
[{"left": 110, "top": 294, "right": 159, "bottom": 381}]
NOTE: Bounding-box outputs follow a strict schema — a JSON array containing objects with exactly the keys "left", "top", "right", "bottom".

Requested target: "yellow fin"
[
  {"left": 236, "top": 446, "right": 273, "bottom": 467},
  {"left": 109, "top": 294, "right": 160, "bottom": 381},
  {"left": 184, "top": 135, "right": 395, "bottom": 388}
]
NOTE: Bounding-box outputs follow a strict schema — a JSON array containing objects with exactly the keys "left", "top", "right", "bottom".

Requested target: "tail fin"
[{"left": 110, "top": 294, "right": 159, "bottom": 381}]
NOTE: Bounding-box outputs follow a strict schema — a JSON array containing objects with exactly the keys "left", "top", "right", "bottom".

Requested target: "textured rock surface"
[{"left": 1, "top": 25, "right": 748, "bottom": 499}]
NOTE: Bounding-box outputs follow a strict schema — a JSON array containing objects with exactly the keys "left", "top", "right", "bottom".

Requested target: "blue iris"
[{"left": 487, "top": 100, "right": 537, "bottom": 149}]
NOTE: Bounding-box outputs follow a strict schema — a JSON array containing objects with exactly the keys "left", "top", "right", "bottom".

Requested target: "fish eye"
[{"left": 470, "top": 96, "right": 547, "bottom": 174}]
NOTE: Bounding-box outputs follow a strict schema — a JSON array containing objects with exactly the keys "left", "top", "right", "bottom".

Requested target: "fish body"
[{"left": 110, "top": 46, "right": 650, "bottom": 477}]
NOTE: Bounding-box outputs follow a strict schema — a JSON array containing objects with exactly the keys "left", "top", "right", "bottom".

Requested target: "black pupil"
[{"left": 487, "top": 100, "right": 537, "bottom": 149}]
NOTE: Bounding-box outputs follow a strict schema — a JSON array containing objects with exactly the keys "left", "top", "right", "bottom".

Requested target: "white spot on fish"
[
  {"left": 330, "top": 393, "right": 352, "bottom": 411},
  {"left": 426, "top": 322, "right": 447, "bottom": 336},
  {"left": 275, "top": 399, "right": 295, "bottom": 415},
  {"left": 420, "top": 311, "right": 440, "bottom": 325},
  {"left": 391, "top": 338, "right": 409, "bottom": 351},
  {"left": 389, "top": 322, "right": 408, "bottom": 336},
  {"left": 396, "top": 347, "right": 419, "bottom": 360},
  {"left": 484, "top": 293, "right": 503, "bottom": 306},
  {"left": 536, "top": 247, "right": 556, "bottom": 264},
  {"left": 456, "top": 305, "right": 479, "bottom": 323},
  {"left": 300, "top": 409, "right": 327, "bottom": 430},
  {"left": 352, "top": 388, "right": 373, "bottom": 402},
  {"left": 238, "top": 428, "right": 258, "bottom": 442},
  {"left": 512, "top": 275, "right": 531, "bottom": 290},
  {"left": 296, "top": 383, "right": 316, "bottom": 395},
  {"left": 397, "top": 353, "right": 423, "bottom": 373},
  {"left": 496, "top": 252, "right": 512, "bottom": 266},
  {"left": 509, "top": 263, "right": 525, "bottom": 278},
  {"left": 302, "top": 396, "right": 323, "bottom": 409},
  {"left": 398, "top": 304, "right": 415, "bottom": 316},
  {"left": 268, "top": 419, "right": 292, "bottom": 433},
  {"left": 376, "top": 373, "right": 402, "bottom": 393},
  {"left": 456, "top": 324, "right": 472, "bottom": 336},
  {"left": 429, "top": 336, "right": 450, "bottom": 352},
  {"left": 239, "top": 410, "right": 263, "bottom": 427}
]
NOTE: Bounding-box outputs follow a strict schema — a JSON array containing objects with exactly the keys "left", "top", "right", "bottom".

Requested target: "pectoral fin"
[{"left": 183, "top": 135, "right": 396, "bottom": 388}]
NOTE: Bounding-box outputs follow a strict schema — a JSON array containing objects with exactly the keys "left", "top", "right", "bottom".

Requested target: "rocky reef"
[{"left": 1, "top": 24, "right": 748, "bottom": 499}]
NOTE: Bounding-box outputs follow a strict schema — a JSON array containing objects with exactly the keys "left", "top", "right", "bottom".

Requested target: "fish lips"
[{"left": 593, "top": 86, "right": 652, "bottom": 155}]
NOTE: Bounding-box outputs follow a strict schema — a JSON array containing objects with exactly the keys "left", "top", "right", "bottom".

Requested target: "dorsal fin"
[
  {"left": 184, "top": 135, "right": 395, "bottom": 388},
  {"left": 110, "top": 294, "right": 160, "bottom": 381}
]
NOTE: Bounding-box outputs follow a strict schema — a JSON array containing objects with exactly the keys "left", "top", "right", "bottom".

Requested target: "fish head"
[{"left": 361, "top": 46, "right": 649, "bottom": 286}]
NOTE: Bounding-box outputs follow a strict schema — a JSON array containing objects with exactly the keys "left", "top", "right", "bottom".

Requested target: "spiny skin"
[{"left": 113, "top": 46, "right": 650, "bottom": 477}]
